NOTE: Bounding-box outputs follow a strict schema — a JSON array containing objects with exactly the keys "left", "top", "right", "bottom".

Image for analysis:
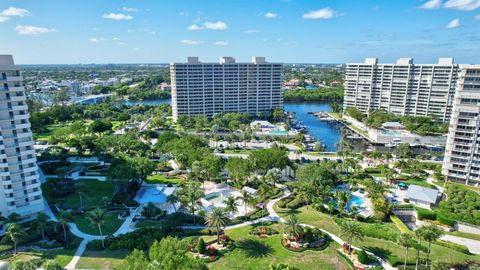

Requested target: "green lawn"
[
  {"left": 398, "top": 175, "right": 437, "bottom": 189},
  {"left": 135, "top": 220, "right": 164, "bottom": 229},
  {"left": 33, "top": 123, "right": 68, "bottom": 141},
  {"left": 7, "top": 249, "right": 76, "bottom": 268},
  {"left": 273, "top": 204, "right": 480, "bottom": 267},
  {"left": 74, "top": 213, "right": 123, "bottom": 235},
  {"left": 209, "top": 224, "right": 351, "bottom": 270},
  {"left": 145, "top": 174, "right": 184, "bottom": 185},
  {"left": 76, "top": 249, "right": 131, "bottom": 269},
  {"left": 41, "top": 179, "right": 114, "bottom": 209}
]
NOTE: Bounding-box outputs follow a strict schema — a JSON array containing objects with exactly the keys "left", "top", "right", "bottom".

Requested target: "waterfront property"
[
  {"left": 344, "top": 57, "right": 459, "bottom": 122},
  {"left": 170, "top": 56, "right": 283, "bottom": 122},
  {"left": 443, "top": 65, "right": 480, "bottom": 186},
  {"left": 0, "top": 55, "right": 44, "bottom": 220},
  {"left": 201, "top": 182, "right": 253, "bottom": 217}
]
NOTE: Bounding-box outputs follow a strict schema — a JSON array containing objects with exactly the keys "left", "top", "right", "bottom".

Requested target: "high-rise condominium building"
[
  {"left": 0, "top": 55, "right": 43, "bottom": 219},
  {"left": 170, "top": 57, "right": 282, "bottom": 121},
  {"left": 344, "top": 58, "right": 459, "bottom": 122},
  {"left": 443, "top": 65, "right": 480, "bottom": 186}
]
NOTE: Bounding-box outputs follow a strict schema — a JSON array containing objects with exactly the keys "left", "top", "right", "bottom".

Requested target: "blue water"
[
  {"left": 347, "top": 194, "right": 366, "bottom": 209},
  {"left": 123, "top": 99, "right": 342, "bottom": 151},
  {"left": 284, "top": 102, "right": 341, "bottom": 151}
]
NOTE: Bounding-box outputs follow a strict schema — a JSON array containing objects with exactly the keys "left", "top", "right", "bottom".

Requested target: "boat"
[{"left": 385, "top": 139, "right": 403, "bottom": 148}]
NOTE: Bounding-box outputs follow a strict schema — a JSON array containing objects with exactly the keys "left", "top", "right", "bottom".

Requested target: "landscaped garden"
[
  {"left": 208, "top": 224, "right": 351, "bottom": 270},
  {"left": 145, "top": 174, "right": 184, "bottom": 185}
]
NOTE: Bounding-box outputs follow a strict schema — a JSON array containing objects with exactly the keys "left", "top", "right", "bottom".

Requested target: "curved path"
[{"left": 49, "top": 182, "right": 395, "bottom": 269}]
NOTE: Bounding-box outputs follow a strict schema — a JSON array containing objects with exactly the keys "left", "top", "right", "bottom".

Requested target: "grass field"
[
  {"left": 74, "top": 213, "right": 124, "bottom": 235},
  {"left": 145, "top": 174, "right": 184, "bottom": 185},
  {"left": 7, "top": 249, "right": 76, "bottom": 268},
  {"left": 208, "top": 224, "right": 351, "bottom": 270},
  {"left": 76, "top": 249, "right": 131, "bottom": 269},
  {"left": 41, "top": 179, "right": 114, "bottom": 209},
  {"left": 273, "top": 204, "right": 480, "bottom": 267},
  {"left": 397, "top": 175, "right": 437, "bottom": 189}
]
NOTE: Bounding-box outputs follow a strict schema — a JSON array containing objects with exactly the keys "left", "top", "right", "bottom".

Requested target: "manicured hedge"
[
  {"left": 438, "top": 185, "right": 480, "bottom": 225},
  {"left": 415, "top": 208, "right": 437, "bottom": 220},
  {"left": 390, "top": 215, "right": 411, "bottom": 234},
  {"left": 436, "top": 213, "right": 455, "bottom": 227},
  {"left": 435, "top": 239, "right": 470, "bottom": 254},
  {"left": 286, "top": 198, "right": 305, "bottom": 209}
]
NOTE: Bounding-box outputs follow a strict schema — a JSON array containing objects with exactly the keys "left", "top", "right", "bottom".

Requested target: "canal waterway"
[{"left": 124, "top": 98, "right": 343, "bottom": 151}]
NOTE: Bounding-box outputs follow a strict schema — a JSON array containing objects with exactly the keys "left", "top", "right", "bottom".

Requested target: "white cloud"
[
  {"left": 1, "top": 7, "right": 31, "bottom": 17},
  {"left": 215, "top": 41, "right": 229, "bottom": 46},
  {"left": 133, "top": 47, "right": 140, "bottom": 51},
  {"left": 112, "top": 37, "right": 121, "bottom": 41},
  {"left": 446, "top": 18, "right": 460, "bottom": 28},
  {"left": 89, "top": 38, "right": 107, "bottom": 42},
  {"left": 302, "top": 7, "right": 334, "bottom": 19},
  {"left": 420, "top": 0, "right": 443, "bottom": 9},
  {"left": 180, "top": 39, "right": 204, "bottom": 45},
  {"left": 203, "top": 21, "right": 227, "bottom": 30},
  {"left": 444, "top": 0, "right": 480, "bottom": 10},
  {"left": 187, "top": 24, "right": 202, "bottom": 30},
  {"left": 179, "top": 11, "right": 189, "bottom": 16},
  {"left": 103, "top": 13, "right": 133, "bottom": 20},
  {"left": 188, "top": 21, "right": 228, "bottom": 30},
  {"left": 244, "top": 29, "right": 259, "bottom": 34},
  {"left": 475, "top": 14, "right": 480, "bottom": 19},
  {"left": 264, "top": 12, "right": 278, "bottom": 18},
  {"left": 0, "top": 16, "right": 9, "bottom": 23},
  {"left": 15, "top": 25, "right": 56, "bottom": 35},
  {"left": 122, "top": 7, "right": 138, "bottom": 12}
]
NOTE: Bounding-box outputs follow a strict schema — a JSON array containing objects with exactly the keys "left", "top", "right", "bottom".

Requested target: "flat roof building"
[
  {"left": 0, "top": 55, "right": 44, "bottom": 219},
  {"left": 344, "top": 58, "right": 459, "bottom": 122},
  {"left": 170, "top": 57, "right": 283, "bottom": 121},
  {"left": 443, "top": 65, "right": 480, "bottom": 186}
]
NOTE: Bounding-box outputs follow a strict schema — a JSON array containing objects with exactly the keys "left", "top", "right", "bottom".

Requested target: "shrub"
[
  {"left": 390, "top": 215, "right": 411, "bottom": 234},
  {"left": 435, "top": 239, "right": 470, "bottom": 254},
  {"left": 436, "top": 213, "right": 455, "bottom": 227},
  {"left": 286, "top": 198, "right": 304, "bottom": 209},
  {"left": 415, "top": 208, "right": 437, "bottom": 220},
  {"left": 196, "top": 238, "right": 206, "bottom": 254},
  {"left": 44, "top": 261, "right": 63, "bottom": 270},
  {"left": 357, "top": 249, "right": 369, "bottom": 264}
]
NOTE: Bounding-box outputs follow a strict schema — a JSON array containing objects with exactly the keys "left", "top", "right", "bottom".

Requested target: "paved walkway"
[{"left": 441, "top": 235, "right": 480, "bottom": 255}]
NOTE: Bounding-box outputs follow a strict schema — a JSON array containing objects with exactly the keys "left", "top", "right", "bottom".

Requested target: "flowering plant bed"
[{"left": 248, "top": 226, "right": 279, "bottom": 238}]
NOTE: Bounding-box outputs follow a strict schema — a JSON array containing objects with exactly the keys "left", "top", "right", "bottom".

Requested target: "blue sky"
[{"left": 0, "top": 0, "right": 479, "bottom": 64}]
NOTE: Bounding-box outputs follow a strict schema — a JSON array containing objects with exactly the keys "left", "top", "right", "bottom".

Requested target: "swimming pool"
[
  {"left": 269, "top": 130, "right": 289, "bottom": 135},
  {"left": 382, "top": 131, "right": 401, "bottom": 136},
  {"left": 347, "top": 195, "right": 366, "bottom": 209},
  {"left": 205, "top": 192, "right": 224, "bottom": 204}
]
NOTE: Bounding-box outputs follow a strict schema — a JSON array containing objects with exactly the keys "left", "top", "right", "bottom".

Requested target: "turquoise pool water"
[
  {"left": 382, "top": 131, "right": 401, "bottom": 136},
  {"left": 347, "top": 195, "right": 366, "bottom": 209},
  {"left": 269, "top": 130, "right": 289, "bottom": 135}
]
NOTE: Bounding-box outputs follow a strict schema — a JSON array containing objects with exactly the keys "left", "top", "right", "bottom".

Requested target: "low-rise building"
[{"left": 406, "top": 185, "right": 440, "bottom": 209}]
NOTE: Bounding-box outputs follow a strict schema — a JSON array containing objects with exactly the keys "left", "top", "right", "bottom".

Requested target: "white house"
[{"left": 406, "top": 185, "right": 440, "bottom": 209}]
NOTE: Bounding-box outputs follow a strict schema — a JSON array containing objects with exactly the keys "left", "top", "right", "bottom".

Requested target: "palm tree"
[
  {"left": 223, "top": 195, "right": 239, "bottom": 217},
  {"left": 398, "top": 233, "right": 413, "bottom": 270},
  {"left": 56, "top": 211, "right": 73, "bottom": 244},
  {"left": 340, "top": 221, "right": 363, "bottom": 254},
  {"left": 284, "top": 214, "right": 303, "bottom": 240},
  {"left": 265, "top": 168, "right": 281, "bottom": 186},
  {"left": 381, "top": 168, "right": 396, "bottom": 185},
  {"left": 257, "top": 182, "right": 274, "bottom": 200},
  {"left": 421, "top": 225, "right": 444, "bottom": 268},
  {"left": 35, "top": 213, "right": 50, "bottom": 241},
  {"left": 414, "top": 226, "right": 426, "bottom": 270},
  {"left": 394, "top": 159, "right": 408, "bottom": 174},
  {"left": 205, "top": 208, "right": 230, "bottom": 243},
  {"left": 239, "top": 190, "right": 252, "bottom": 216},
  {"left": 166, "top": 194, "right": 178, "bottom": 213},
  {"left": 75, "top": 183, "right": 88, "bottom": 209},
  {"left": 6, "top": 223, "right": 25, "bottom": 254},
  {"left": 87, "top": 208, "right": 107, "bottom": 248}
]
